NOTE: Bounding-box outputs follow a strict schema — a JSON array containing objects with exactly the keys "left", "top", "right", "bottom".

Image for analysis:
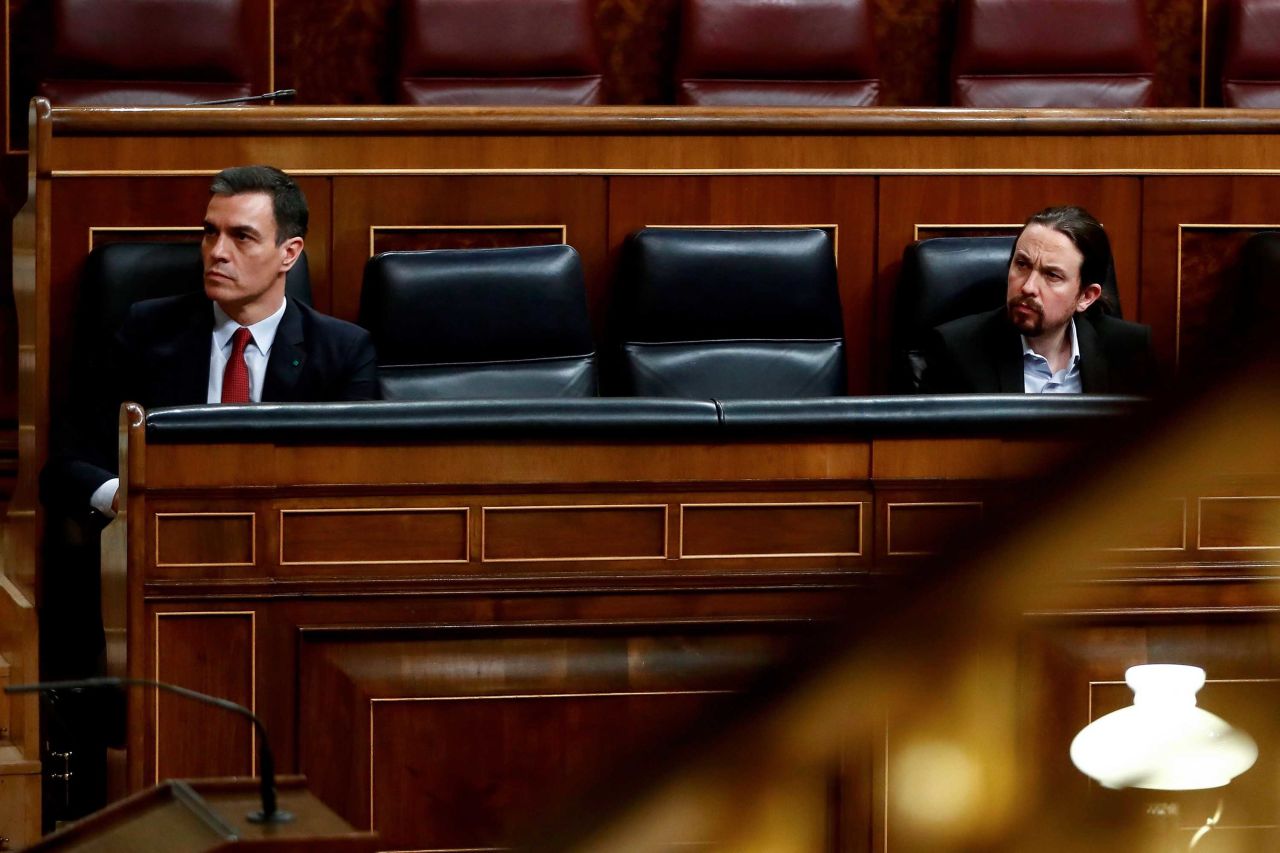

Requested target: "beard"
[{"left": 1006, "top": 296, "right": 1044, "bottom": 337}]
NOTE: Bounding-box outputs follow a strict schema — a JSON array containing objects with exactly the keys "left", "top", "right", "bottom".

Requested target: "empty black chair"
[
  {"left": 892, "top": 236, "right": 1121, "bottom": 392},
  {"left": 615, "top": 228, "right": 844, "bottom": 398},
  {"left": 359, "top": 245, "right": 597, "bottom": 399},
  {"left": 1233, "top": 231, "right": 1280, "bottom": 349}
]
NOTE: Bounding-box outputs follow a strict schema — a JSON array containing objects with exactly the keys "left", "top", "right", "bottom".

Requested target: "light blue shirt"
[{"left": 1021, "top": 318, "right": 1082, "bottom": 394}]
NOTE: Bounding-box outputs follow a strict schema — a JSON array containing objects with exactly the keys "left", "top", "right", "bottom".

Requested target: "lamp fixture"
[{"left": 1070, "top": 664, "right": 1257, "bottom": 791}]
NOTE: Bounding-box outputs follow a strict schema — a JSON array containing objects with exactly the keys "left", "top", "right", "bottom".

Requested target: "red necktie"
[{"left": 221, "top": 327, "right": 253, "bottom": 404}]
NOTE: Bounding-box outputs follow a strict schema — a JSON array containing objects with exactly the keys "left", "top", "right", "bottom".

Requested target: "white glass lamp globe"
[{"left": 1069, "top": 664, "right": 1258, "bottom": 790}]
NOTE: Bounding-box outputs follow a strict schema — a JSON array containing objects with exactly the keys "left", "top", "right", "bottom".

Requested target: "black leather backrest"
[
  {"left": 1235, "top": 230, "right": 1280, "bottom": 348},
  {"left": 615, "top": 228, "right": 845, "bottom": 398},
  {"left": 891, "top": 235, "right": 1122, "bottom": 391},
  {"left": 358, "top": 244, "right": 598, "bottom": 399}
]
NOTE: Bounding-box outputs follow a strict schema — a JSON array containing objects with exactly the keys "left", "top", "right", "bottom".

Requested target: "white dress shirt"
[
  {"left": 91, "top": 298, "right": 289, "bottom": 517},
  {"left": 1021, "top": 317, "right": 1082, "bottom": 394}
]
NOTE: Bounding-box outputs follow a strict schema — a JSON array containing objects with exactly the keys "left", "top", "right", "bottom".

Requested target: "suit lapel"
[
  {"left": 993, "top": 311, "right": 1024, "bottom": 393},
  {"left": 164, "top": 297, "right": 216, "bottom": 406},
  {"left": 1076, "top": 315, "right": 1108, "bottom": 393},
  {"left": 262, "top": 299, "right": 307, "bottom": 402}
]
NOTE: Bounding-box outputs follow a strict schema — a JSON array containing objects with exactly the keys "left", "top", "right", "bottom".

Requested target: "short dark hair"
[
  {"left": 209, "top": 165, "right": 308, "bottom": 243},
  {"left": 1016, "top": 205, "right": 1112, "bottom": 293}
]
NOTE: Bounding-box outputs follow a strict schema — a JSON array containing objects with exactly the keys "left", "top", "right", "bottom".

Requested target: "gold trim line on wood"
[
  {"left": 912, "top": 223, "right": 1022, "bottom": 241},
  {"left": 1176, "top": 224, "right": 1280, "bottom": 366},
  {"left": 1196, "top": 495, "right": 1280, "bottom": 550},
  {"left": 267, "top": 0, "right": 275, "bottom": 93},
  {"left": 153, "top": 511, "right": 256, "bottom": 568},
  {"left": 277, "top": 506, "right": 471, "bottom": 566},
  {"left": 1104, "top": 497, "right": 1189, "bottom": 552},
  {"left": 154, "top": 610, "right": 257, "bottom": 783},
  {"left": 678, "top": 500, "right": 864, "bottom": 559},
  {"left": 368, "top": 224, "right": 568, "bottom": 257},
  {"left": 480, "top": 503, "right": 669, "bottom": 563},
  {"left": 885, "top": 501, "right": 984, "bottom": 557},
  {"left": 88, "top": 225, "right": 203, "bottom": 253},
  {"left": 367, "top": 689, "right": 731, "bottom": 829},
  {"left": 54, "top": 167, "right": 1280, "bottom": 178}
]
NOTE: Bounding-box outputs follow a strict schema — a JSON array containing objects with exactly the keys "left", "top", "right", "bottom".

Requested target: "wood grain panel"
[
  {"left": 370, "top": 225, "right": 565, "bottom": 255},
  {"left": 482, "top": 505, "right": 667, "bottom": 562},
  {"left": 681, "top": 502, "right": 862, "bottom": 559},
  {"left": 885, "top": 502, "right": 983, "bottom": 556},
  {"left": 298, "top": 623, "right": 801, "bottom": 847},
  {"left": 370, "top": 692, "right": 717, "bottom": 850},
  {"left": 332, "top": 176, "right": 607, "bottom": 331},
  {"left": 1104, "top": 497, "right": 1187, "bottom": 552},
  {"left": 1141, "top": 177, "right": 1280, "bottom": 371},
  {"left": 154, "top": 513, "right": 254, "bottom": 567},
  {"left": 153, "top": 612, "right": 254, "bottom": 782},
  {"left": 608, "top": 175, "right": 877, "bottom": 394},
  {"left": 877, "top": 176, "right": 1143, "bottom": 391},
  {"left": 280, "top": 507, "right": 469, "bottom": 565},
  {"left": 1198, "top": 497, "right": 1280, "bottom": 550}
]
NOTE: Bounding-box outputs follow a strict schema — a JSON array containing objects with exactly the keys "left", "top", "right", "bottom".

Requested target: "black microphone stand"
[
  {"left": 188, "top": 88, "right": 297, "bottom": 106},
  {"left": 5, "top": 676, "right": 294, "bottom": 824}
]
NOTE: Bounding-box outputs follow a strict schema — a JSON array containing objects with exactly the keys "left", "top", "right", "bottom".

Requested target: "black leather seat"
[
  {"left": 1234, "top": 231, "right": 1280, "bottom": 348},
  {"left": 614, "top": 228, "right": 845, "bottom": 398},
  {"left": 891, "top": 236, "right": 1121, "bottom": 392},
  {"left": 358, "top": 245, "right": 598, "bottom": 399}
]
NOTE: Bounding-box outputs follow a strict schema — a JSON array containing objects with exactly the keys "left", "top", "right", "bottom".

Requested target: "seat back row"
[
  {"left": 79, "top": 230, "right": 1280, "bottom": 401},
  {"left": 36, "top": 0, "right": 1280, "bottom": 109}
]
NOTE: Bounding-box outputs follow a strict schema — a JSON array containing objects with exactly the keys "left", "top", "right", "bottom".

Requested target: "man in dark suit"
[
  {"left": 43, "top": 164, "right": 377, "bottom": 519},
  {"left": 36, "top": 166, "right": 376, "bottom": 818},
  {"left": 921, "top": 206, "right": 1153, "bottom": 394}
]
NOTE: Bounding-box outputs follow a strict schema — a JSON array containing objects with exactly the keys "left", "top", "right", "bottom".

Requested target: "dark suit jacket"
[
  {"left": 921, "top": 307, "right": 1154, "bottom": 395},
  {"left": 41, "top": 292, "right": 378, "bottom": 517}
]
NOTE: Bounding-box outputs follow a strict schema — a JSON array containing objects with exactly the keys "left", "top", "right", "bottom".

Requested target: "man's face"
[
  {"left": 202, "top": 192, "right": 301, "bottom": 315},
  {"left": 1006, "top": 223, "right": 1101, "bottom": 338}
]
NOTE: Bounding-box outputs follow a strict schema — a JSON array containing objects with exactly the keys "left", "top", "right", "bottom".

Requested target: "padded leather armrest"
[
  {"left": 144, "top": 398, "right": 722, "bottom": 442},
  {"left": 717, "top": 395, "right": 1147, "bottom": 437}
]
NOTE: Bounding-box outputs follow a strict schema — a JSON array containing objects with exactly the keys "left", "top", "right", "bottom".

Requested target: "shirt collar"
[
  {"left": 1020, "top": 317, "right": 1081, "bottom": 366},
  {"left": 212, "top": 297, "right": 288, "bottom": 356}
]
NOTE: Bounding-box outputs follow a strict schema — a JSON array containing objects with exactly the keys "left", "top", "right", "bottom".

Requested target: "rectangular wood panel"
[
  {"left": 482, "top": 505, "right": 667, "bottom": 561},
  {"left": 886, "top": 502, "right": 984, "bottom": 556},
  {"left": 155, "top": 513, "right": 254, "bottom": 567},
  {"left": 681, "top": 503, "right": 862, "bottom": 558},
  {"left": 153, "top": 612, "right": 254, "bottom": 782},
  {"left": 280, "top": 507, "right": 469, "bottom": 565},
  {"left": 1105, "top": 498, "right": 1187, "bottom": 552},
  {"left": 1198, "top": 497, "right": 1280, "bottom": 550}
]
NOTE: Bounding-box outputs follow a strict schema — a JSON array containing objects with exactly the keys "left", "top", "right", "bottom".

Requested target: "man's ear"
[
  {"left": 1075, "top": 282, "right": 1103, "bottom": 313},
  {"left": 279, "top": 236, "right": 304, "bottom": 271}
]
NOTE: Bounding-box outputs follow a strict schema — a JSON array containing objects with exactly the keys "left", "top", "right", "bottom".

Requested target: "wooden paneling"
[
  {"left": 482, "top": 505, "right": 667, "bottom": 562},
  {"left": 681, "top": 502, "right": 863, "bottom": 559},
  {"left": 1102, "top": 497, "right": 1188, "bottom": 553},
  {"left": 882, "top": 501, "right": 984, "bottom": 558},
  {"left": 331, "top": 176, "right": 607, "bottom": 328},
  {"left": 1198, "top": 496, "right": 1280, "bottom": 550},
  {"left": 280, "top": 507, "right": 469, "bottom": 565},
  {"left": 877, "top": 176, "right": 1143, "bottom": 390},
  {"left": 1141, "top": 177, "right": 1280, "bottom": 370},
  {"left": 152, "top": 612, "right": 255, "bottom": 782},
  {"left": 608, "top": 175, "right": 878, "bottom": 394},
  {"left": 298, "top": 623, "right": 801, "bottom": 849},
  {"left": 154, "top": 513, "right": 255, "bottom": 567}
]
